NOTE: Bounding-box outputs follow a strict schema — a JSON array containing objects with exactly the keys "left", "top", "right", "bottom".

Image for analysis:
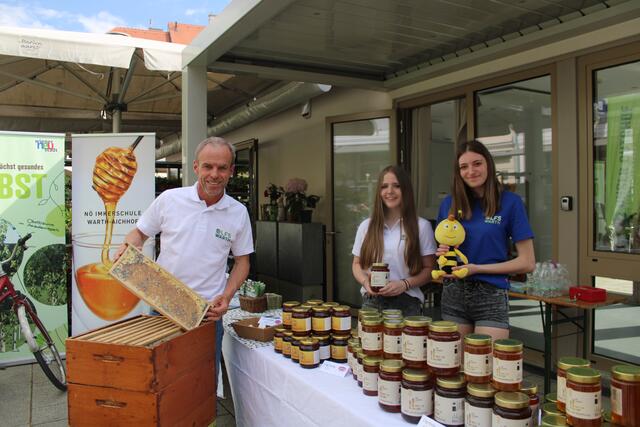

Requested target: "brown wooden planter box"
[{"left": 66, "top": 315, "right": 216, "bottom": 426}]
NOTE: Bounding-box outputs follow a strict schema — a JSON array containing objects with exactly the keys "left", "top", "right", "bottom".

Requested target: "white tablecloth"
[{"left": 222, "top": 328, "right": 410, "bottom": 427}]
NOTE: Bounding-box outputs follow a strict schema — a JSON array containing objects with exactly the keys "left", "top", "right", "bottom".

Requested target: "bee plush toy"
[{"left": 432, "top": 214, "right": 469, "bottom": 280}]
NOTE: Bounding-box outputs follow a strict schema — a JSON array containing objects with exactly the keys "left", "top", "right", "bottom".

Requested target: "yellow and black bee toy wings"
[{"left": 432, "top": 214, "right": 469, "bottom": 280}]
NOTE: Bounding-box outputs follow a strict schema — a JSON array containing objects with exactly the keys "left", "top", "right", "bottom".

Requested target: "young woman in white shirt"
[{"left": 351, "top": 166, "right": 437, "bottom": 315}]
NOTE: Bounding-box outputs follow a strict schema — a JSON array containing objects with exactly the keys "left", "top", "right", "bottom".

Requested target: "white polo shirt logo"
[{"left": 215, "top": 228, "right": 232, "bottom": 242}]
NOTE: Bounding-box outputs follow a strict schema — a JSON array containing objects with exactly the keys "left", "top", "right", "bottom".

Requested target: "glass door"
[{"left": 327, "top": 113, "right": 394, "bottom": 306}]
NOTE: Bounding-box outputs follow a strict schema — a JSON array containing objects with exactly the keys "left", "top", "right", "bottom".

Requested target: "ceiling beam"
[
  {"left": 0, "top": 69, "right": 103, "bottom": 103},
  {"left": 0, "top": 104, "right": 181, "bottom": 121},
  {"left": 183, "top": 0, "right": 296, "bottom": 68},
  {"left": 210, "top": 61, "right": 386, "bottom": 90}
]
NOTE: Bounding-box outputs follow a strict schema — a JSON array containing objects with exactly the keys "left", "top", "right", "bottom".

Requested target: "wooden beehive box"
[{"left": 66, "top": 315, "right": 216, "bottom": 427}]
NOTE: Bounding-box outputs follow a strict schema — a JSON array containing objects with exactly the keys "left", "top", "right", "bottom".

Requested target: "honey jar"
[
  {"left": 291, "top": 307, "right": 311, "bottom": 336},
  {"left": 273, "top": 326, "right": 285, "bottom": 353},
  {"left": 291, "top": 334, "right": 306, "bottom": 363},
  {"left": 521, "top": 381, "right": 541, "bottom": 426},
  {"left": 351, "top": 343, "right": 362, "bottom": 380},
  {"left": 306, "top": 299, "right": 324, "bottom": 306},
  {"left": 492, "top": 338, "right": 524, "bottom": 391},
  {"left": 428, "top": 320, "right": 461, "bottom": 377},
  {"left": 557, "top": 357, "right": 590, "bottom": 412},
  {"left": 565, "top": 367, "right": 601, "bottom": 426},
  {"left": 493, "top": 391, "right": 532, "bottom": 427},
  {"left": 362, "top": 356, "right": 383, "bottom": 396},
  {"left": 465, "top": 382, "right": 497, "bottom": 427},
  {"left": 332, "top": 305, "right": 352, "bottom": 334},
  {"left": 378, "top": 359, "right": 404, "bottom": 413},
  {"left": 347, "top": 337, "right": 358, "bottom": 376},
  {"left": 610, "top": 364, "right": 640, "bottom": 427},
  {"left": 322, "top": 301, "right": 340, "bottom": 312},
  {"left": 463, "top": 333, "right": 492, "bottom": 384},
  {"left": 383, "top": 318, "right": 404, "bottom": 360},
  {"left": 312, "top": 333, "right": 331, "bottom": 363},
  {"left": 282, "top": 330, "right": 293, "bottom": 358},
  {"left": 299, "top": 338, "right": 320, "bottom": 369},
  {"left": 382, "top": 309, "right": 403, "bottom": 318},
  {"left": 311, "top": 306, "right": 331, "bottom": 334},
  {"left": 370, "top": 262, "right": 390, "bottom": 291},
  {"left": 361, "top": 316, "right": 383, "bottom": 356},
  {"left": 434, "top": 374, "right": 466, "bottom": 426},
  {"left": 356, "top": 349, "right": 365, "bottom": 387},
  {"left": 402, "top": 316, "right": 430, "bottom": 369},
  {"left": 331, "top": 334, "right": 349, "bottom": 363},
  {"left": 282, "top": 300, "right": 300, "bottom": 329},
  {"left": 543, "top": 402, "right": 565, "bottom": 417},
  {"left": 401, "top": 368, "right": 434, "bottom": 424},
  {"left": 358, "top": 307, "right": 379, "bottom": 337},
  {"left": 541, "top": 414, "right": 569, "bottom": 426}
]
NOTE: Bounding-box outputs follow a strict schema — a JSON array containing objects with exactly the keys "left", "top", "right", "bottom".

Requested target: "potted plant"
[
  {"left": 284, "top": 178, "right": 320, "bottom": 223},
  {"left": 262, "top": 183, "right": 283, "bottom": 221}
]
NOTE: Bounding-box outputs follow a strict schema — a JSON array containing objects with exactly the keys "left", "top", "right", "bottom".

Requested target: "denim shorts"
[
  {"left": 362, "top": 292, "right": 423, "bottom": 317},
  {"left": 441, "top": 279, "right": 509, "bottom": 329}
]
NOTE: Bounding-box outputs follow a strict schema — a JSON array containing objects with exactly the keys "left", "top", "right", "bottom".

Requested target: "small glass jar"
[
  {"left": 351, "top": 343, "right": 362, "bottom": 380},
  {"left": 370, "top": 262, "right": 390, "bottom": 291},
  {"left": 322, "top": 301, "right": 339, "bottom": 314},
  {"left": 401, "top": 369, "right": 434, "bottom": 424},
  {"left": 383, "top": 319, "right": 404, "bottom": 360},
  {"left": 543, "top": 402, "right": 564, "bottom": 417},
  {"left": 402, "top": 316, "right": 430, "bottom": 369},
  {"left": 291, "top": 334, "right": 306, "bottom": 364},
  {"left": 311, "top": 306, "right": 331, "bottom": 334},
  {"left": 464, "top": 333, "right": 492, "bottom": 384},
  {"left": 356, "top": 350, "right": 365, "bottom": 387},
  {"left": 313, "top": 333, "right": 331, "bottom": 363},
  {"left": 610, "top": 364, "right": 640, "bottom": 427},
  {"left": 306, "top": 299, "right": 324, "bottom": 306},
  {"left": 282, "top": 330, "right": 293, "bottom": 358},
  {"left": 382, "top": 309, "right": 403, "bottom": 318},
  {"left": 362, "top": 356, "right": 383, "bottom": 396},
  {"left": 299, "top": 338, "right": 320, "bottom": 369},
  {"left": 492, "top": 338, "right": 524, "bottom": 391},
  {"left": 332, "top": 305, "right": 352, "bottom": 335},
  {"left": 281, "top": 301, "right": 300, "bottom": 330},
  {"left": 361, "top": 316, "right": 383, "bottom": 356},
  {"left": 493, "top": 391, "right": 532, "bottom": 427},
  {"left": 565, "top": 367, "right": 601, "bottom": 427},
  {"left": 347, "top": 338, "right": 358, "bottom": 376},
  {"left": 378, "top": 359, "right": 404, "bottom": 413},
  {"left": 273, "top": 326, "right": 285, "bottom": 353},
  {"left": 557, "top": 357, "right": 590, "bottom": 412},
  {"left": 358, "top": 307, "right": 379, "bottom": 337},
  {"left": 291, "top": 307, "right": 311, "bottom": 336},
  {"left": 465, "top": 382, "right": 497, "bottom": 427},
  {"left": 541, "top": 414, "right": 569, "bottom": 426},
  {"left": 434, "top": 374, "right": 466, "bottom": 427},
  {"left": 428, "top": 320, "right": 461, "bottom": 377},
  {"left": 521, "top": 381, "right": 540, "bottom": 427},
  {"left": 330, "top": 334, "right": 349, "bottom": 363}
]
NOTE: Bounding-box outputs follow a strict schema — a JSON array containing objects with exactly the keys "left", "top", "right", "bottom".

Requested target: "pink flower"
[{"left": 285, "top": 178, "right": 307, "bottom": 193}]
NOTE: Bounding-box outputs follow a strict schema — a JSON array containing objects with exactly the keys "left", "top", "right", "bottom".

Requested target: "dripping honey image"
[{"left": 75, "top": 136, "right": 143, "bottom": 320}]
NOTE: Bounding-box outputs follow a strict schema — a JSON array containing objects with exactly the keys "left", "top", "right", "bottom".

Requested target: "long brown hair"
[
  {"left": 360, "top": 166, "right": 422, "bottom": 276},
  {"left": 450, "top": 140, "right": 502, "bottom": 220}
]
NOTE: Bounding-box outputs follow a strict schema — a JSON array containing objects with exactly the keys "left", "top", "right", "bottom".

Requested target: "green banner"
[{"left": 0, "top": 131, "right": 67, "bottom": 365}]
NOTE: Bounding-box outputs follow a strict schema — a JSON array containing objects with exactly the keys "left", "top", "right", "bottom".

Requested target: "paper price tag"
[
  {"left": 258, "top": 316, "right": 281, "bottom": 328},
  {"left": 319, "top": 361, "right": 351, "bottom": 377},
  {"left": 417, "top": 416, "right": 445, "bottom": 427}
]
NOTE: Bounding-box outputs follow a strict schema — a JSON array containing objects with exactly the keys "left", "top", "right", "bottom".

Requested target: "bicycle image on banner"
[{"left": 0, "top": 131, "right": 67, "bottom": 366}]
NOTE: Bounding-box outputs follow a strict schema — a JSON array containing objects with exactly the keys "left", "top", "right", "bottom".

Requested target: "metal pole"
[{"left": 112, "top": 69, "right": 121, "bottom": 133}]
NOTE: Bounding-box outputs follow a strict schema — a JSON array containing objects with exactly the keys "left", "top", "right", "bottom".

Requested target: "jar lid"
[
  {"left": 402, "top": 368, "right": 430, "bottom": 382},
  {"left": 464, "top": 333, "right": 492, "bottom": 346},
  {"left": 611, "top": 364, "right": 640, "bottom": 382},
  {"left": 557, "top": 356, "right": 590, "bottom": 371},
  {"left": 544, "top": 392, "right": 557, "bottom": 403},
  {"left": 283, "top": 331, "right": 293, "bottom": 337},
  {"left": 306, "top": 299, "right": 324, "bottom": 305},
  {"left": 495, "top": 391, "right": 530, "bottom": 409},
  {"left": 540, "top": 414, "right": 568, "bottom": 427},
  {"left": 372, "top": 262, "right": 388, "bottom": 267},
  {"left": 356, "top": 349, "right": 366, "bottom": 359},
  {"left": 351, "top": 328, "right": 358, "bottom": 337},
  {"left": 333, "top": 305, "right": 351, "bottom": 313},
  {"left": 380, "top": 359, "right": 404, "bottom": 373},
  {"left": 429, "top": 320, "right": 458, "bottom": 333},
  {"left": 358, "top": 307, "right": 379, "bottom": 317},
  {"left": 520, "top": 380, "right": 538, "bottom": 396},
  {"left": 312, "top": 334, "right": 330, "bottom": 340},
  {"left": 312, "top": 306, "right": 330, "bottom": 313},
  {"left": 361, "top": 313, "right": 382, "bottom": 321},
  {"left": 566, "top": 367, "right": 601, "bottom": 384},
  {"left": 493, "top": 338, "right": 523, "bottom": 352},
  {"left": 466, "top": 382, "right": 497, "bottom": 398},
  {"left": 299, "top": 304, "right": 313, "bottom": 310},
  {"left": 323, "top": 302, "right": 340, "bottom": 308},
  {"left": 383, "top": 319, "right": 404, "bottom": 329},
  {"left": 436, "top": 374, "right": 465, "bottom": 389},
  {"left": 381, "top": 309, "right": 402, "bottom": 316},
  {"left": 274, "top": 326, "right": 286, "bottom": 332},
  {"left": 363, "top": 356, "right": 383, "bottom": 366},
  {"left": 282, "top": 301, "right": 300, "bottom": 308},
  {"left": 300, "top": 338, "right": 318, "bottom": 346},
  {"left": 352, "top": 343, "right": 362, "bottom": 351},
  {"left": 404, "top": 316, "right": 431, "bottom": 327},
  {"left": 361, "top": 316, "right": 383, "bottom": 326},
  {"left": 347, "top": 337, "right": 359, "bottom": 346},
  {"left": 332, "top": 334, "right": 350, "bottom": 340},
  {"left": 383, "top": 313, "right": 403, "bottom": 320},
  {"left": 292, "top": 306, "right": 311, "bottom": 313},
  {"left": 292, "top": 334, "right": 307, "bottom": 340},
  {"left": 542, "top": 402, "right": 564, "bottom": 416}
]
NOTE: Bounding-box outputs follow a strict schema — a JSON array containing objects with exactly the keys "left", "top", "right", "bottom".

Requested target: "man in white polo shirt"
[{"left": 117, "top": 136, "right": 253, "bottom": 380}]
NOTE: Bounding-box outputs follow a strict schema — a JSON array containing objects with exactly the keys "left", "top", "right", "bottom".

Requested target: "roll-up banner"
[
  {"left": 71, "top": 133, "right": 155, "bottom": 335},
  {"left": 0, "top": 131, "right": 66, "bottom": 366}
]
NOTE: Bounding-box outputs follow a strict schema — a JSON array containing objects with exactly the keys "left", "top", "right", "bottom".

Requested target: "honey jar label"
[
  {"left": 291, "top": 345, "right": 299, "bottom": 359},
  {"left": 401, "top": 387, "right": 433, "bottom": 417},
  {"left": 402, "top": 333, "right": 427, "bottom": 361},
  {"left": 274, "top": 337, "right": 282, "bottom": 351},
  {"left": 300, "top": 350, "right": 320, "bottom": 366},
  {"left": 332, "top": 316, "right": 351, "bottom": 331},
  {"left": 383, "top": 334, "right": 402, "bottom": 354},
  {"left": 361, "top": 331, "right": 383, "bottom": 351},
  {"left": 292, "top": 317, "right": 311, "bottom": 332},
  {"left": 282, "top": 342, "right": 291, "bottom": 355},
  {"left": 378, "top": 378, "right": 401, "bottom": 406},
  {"left": 312, "top": 317, "right": 331, "bottom": 332},
  {"left": 363, "top": 371, "right": 378, "bottom": 392},
  {"left": 282, "top": 312, "right": 292, "bottom": 325},
  {"left": 465, "top": 401, "right": 492, "bottom": 427},
  {"left": 434, "top": 395, "right": 464, "bottom": 425},
  {"left": 493, "top": 358, "right": 523, "bottom": 383},
  {"left": 464, "top": 352, "right": 492, "bottom": 376},
  {"left": 557, "top": 376, "right": 567, "bottom": 402},
  {"left": 319, "top": 344, "right": 330, "bottom": 360},
  {"left": 566, "top": 389, "right": 602, "bottom": 420},
  {"left": 610, "top": 385, "right": 622, "bottom": 415},
  {"left": 428, "top": 338, "right": 461, "bottom": 368},
  {"left": 493, "top": 414, "right": 531, "bottom": 426},
  {"left": 370, "top": 270, "right": 389, "bottom": 287},
  {"left": 331, "top": 344, "right": 347, "bottom": 360}
]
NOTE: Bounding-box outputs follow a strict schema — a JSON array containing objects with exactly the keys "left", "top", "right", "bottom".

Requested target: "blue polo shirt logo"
[
  {"left": 484, "top": 215, "right": 502, "bottom": 225},
  {"left": 215, "top": 228, "right": 232, "bottom": 242}
]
